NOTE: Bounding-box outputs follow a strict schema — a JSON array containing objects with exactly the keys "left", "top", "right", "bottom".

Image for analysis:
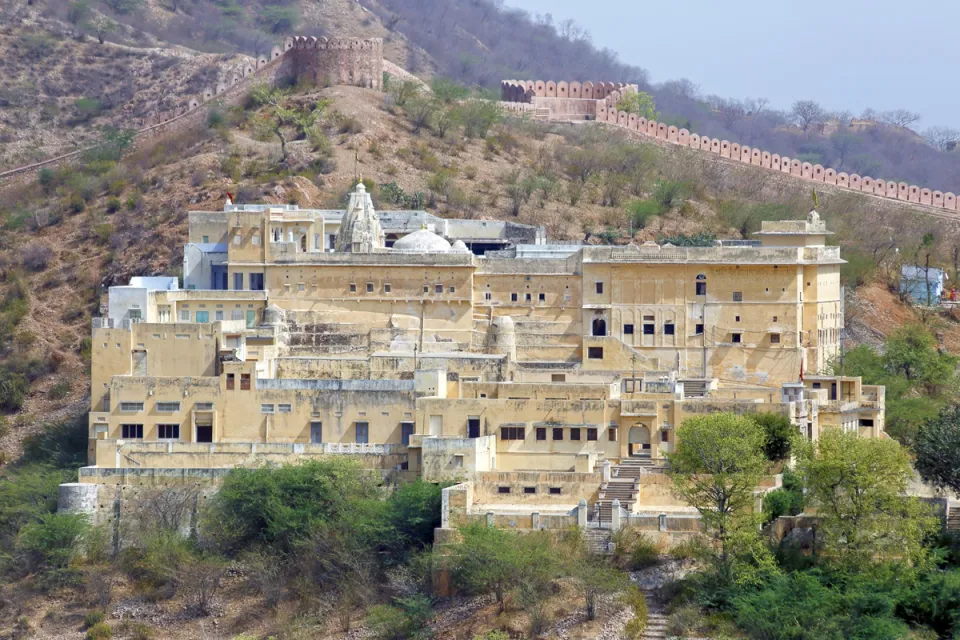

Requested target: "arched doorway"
[
  {"left": 628, "top": 425, "right": 650, "bottom": 456},
  {"left": 592, "top": 317, "right": 607, "bottom": 337}
]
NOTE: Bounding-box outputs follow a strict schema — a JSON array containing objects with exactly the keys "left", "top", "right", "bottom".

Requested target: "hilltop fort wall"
[
  {"left": 501, "top": 80, "right": 960, "bottom": 214},
  {"left": 0, "top": 36, "right": 384, "bottom": 183}
]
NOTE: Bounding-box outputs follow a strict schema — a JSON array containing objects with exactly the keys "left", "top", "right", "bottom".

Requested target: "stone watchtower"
[
  {"left": 335, "top": 182, "right": 385, "bottom": 253},
  {"left": 287, "top": 36, "right": 384, "bottom": 90}
]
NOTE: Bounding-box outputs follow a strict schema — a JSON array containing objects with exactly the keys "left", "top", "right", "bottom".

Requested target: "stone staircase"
[
  {"left": 533, "top": 107, "right": 551, "bottom": 121},
  {"left": 614, "top": 454, "right": 656, "bottom": 478},
  {"left": 642, "top": 610, "right": 668, "bottom": 639},
  {"left": 947, "top": 504, "right": 960, "bottom": 533},
  {"left": 585, "top": 528, "right": 613, "bottom": 555}
]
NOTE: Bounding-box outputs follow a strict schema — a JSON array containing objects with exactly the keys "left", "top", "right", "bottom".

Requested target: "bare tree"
[
  {"left": 178, "top": 560, "right": 225, "bottom": 617},
  {"left": 744, "top": 97, "right": 769, "bottom": 116},
  {"left": 790, "top": 100, "right": 827, "bottom": 132},
  {"left": 881, "top": 109, "right": 921, "bottom": 129},
  {"left": 710, "top": 97, "right": 745, "bottom": 128},
  {"left": 924, "top": 126, "right": 960, "bottom": 151}
]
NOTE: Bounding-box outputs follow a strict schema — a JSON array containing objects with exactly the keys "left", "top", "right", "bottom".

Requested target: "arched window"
[
  {"left": 696, "top": 274, "right": 707, "bottom": 296},
  {"left": 592, "top": 318, "right": 607, "bottom": 337}
]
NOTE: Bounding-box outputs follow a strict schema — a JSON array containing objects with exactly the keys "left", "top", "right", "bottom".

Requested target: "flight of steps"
[
  {"left": 642, "top": 610, "right": 668, "bottom": 639},
  {"left": 585, "top": 528, "right": 613, "bottom": 555},
  {"left": 947, "top": 504, "right": 960, "bottom": 533},
  {"left": 614, "top": 454, "right": 656, "bottom": 478},
  {"left": 533, "top": 107, "right": 551, "bottom": 121}
]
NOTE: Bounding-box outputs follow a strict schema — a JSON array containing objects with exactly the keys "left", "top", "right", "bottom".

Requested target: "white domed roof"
[
  {"left": 393, "top": 229, "right": 452, "bottom": 253},
  {"left": 451, "top": 239, "right": 470, "bottom": 253}
]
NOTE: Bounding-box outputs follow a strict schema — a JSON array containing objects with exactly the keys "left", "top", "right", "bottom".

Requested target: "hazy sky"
[{"left": 505, "top": 0, "right": 960, "bottom": 129}]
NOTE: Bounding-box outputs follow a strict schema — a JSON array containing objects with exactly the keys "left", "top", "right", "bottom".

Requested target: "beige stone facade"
[{"left": 70, "top": 185, "right": 884, "bottom": 532}]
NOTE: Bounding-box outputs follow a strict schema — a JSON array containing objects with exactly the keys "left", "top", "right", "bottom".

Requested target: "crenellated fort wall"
[
  {"left": 289, "top": 36, "right": 383, "bottom": 90},
  {"left": 501, "top": 80, "right": 960, "bottom": 214},
  {"left": 0, "top": 36, "right": 384, "bottom": 183}
]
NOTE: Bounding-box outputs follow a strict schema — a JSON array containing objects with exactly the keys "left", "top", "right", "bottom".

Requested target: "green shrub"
[
  {"left": 622, "top": 585, "right": 649, "bottom": 639},
  {"left": 0, "top": 370, "right": 28, "bottom": 412},
  {"left": 366, "top": 594, "right": 434, "bottom": 640},
  {"left": 83, "top": 610, "right": 105, "bottom": 629},
  {"left": 14, "top": 512, "right": 89, "bottom": 589},
  {"left": 628, "top": 534, "right": 660, "bottom": 570},
  {"left": 105, "top": 197, "right": 121, "bottom": 214},
  {"left": 751, "top": 412, "right": 797, "bottom": 461},
  {"left": 74, "top": 98, "right": 103, "bottom": 122},
  {"left": 48, "top": 380, "right": 71, "bottom": 400},
  {"left": 625, "top": 198, "right": 661, "bottom": 229},
  {"left": 85, "top": 621, "right": 112, "bottom": 639},
  {"left": 21, "top": 415, "right": 89, "bottom": 468},
  {"left": 206, "top": 109, "right": 225, "bottom": 129}
]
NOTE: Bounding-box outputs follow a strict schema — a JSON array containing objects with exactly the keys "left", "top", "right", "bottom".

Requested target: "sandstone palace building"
[{"left": 64, "top": 184, "right": 885, "bottom": 535}]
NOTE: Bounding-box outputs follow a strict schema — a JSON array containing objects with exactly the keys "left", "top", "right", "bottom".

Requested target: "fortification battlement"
[
  {"left": 500, "top": 80, "right": 638, "bottom": 102},
  {"left": 498, "top": 77, "right": 960, "bottom": 215},
  {"left": 286, "top": 36, "right": 384, "bottom": 51}
]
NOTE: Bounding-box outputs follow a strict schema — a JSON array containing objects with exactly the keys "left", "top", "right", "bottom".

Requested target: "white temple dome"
[
  {"left": 393, "top": 229, "right": 452, "bottom": 253},
  {"left": 451, "top": 239, "right": 470, "bottom": 253}
]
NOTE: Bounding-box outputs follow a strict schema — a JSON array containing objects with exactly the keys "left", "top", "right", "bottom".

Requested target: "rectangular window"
[
  {"left": 468, "top": 418, "right": 481, "bottom": 439},
  {"left": 202, "top": 235, "right": 209, "bottom": 243},
  {"left": 624, "top": 324, "right": 634, "bottom": 335},
  {"left": 233, "top": 234, "right": 241, "bottom": 246},
  {"left": 249, "top": 273, "right": 264, "bottom": 291},
  {"left": 278, "top": 404, "right": 292, "bottom": 413},
  {"left": 156, "top": 402, "right": 180, "bottom": 412},
  {"left": 196, "top": 311, "right": 210, "bottom": 323},
  {"left": 770, "top": 333, "right": 781, "bottom": 344},
  {"left": 180, "top": 310, "right": 190, "bottom": 322},
  {"left": 401, "top": 422, "right": 415, "bottom": 445},
  {"left": 696, "top": 281, "right": 706, "bottom": 295},
  {"left": 366, "top": 282, "right": 374, "bottom": 293},
  {"left": 732, "top": 333, "right": 742, "bottom": 344},
  {"left": 549, "top": 487, "right": 562, "bottom": 495},
  {"left": 449, "top": 286, "right": 456, "bottom": 294},
  {"left": 695, "top": 323, "right": 704, "bottom": 335},
  {"left": 538, "top": 292, "right": 545, "bottom": 302},
  {"left": 643, "top": 324, "right": 655, "bottom": 335},
  {"left": 511, "top": 293, "right": 518, "bottom": 302},
  {"left": 226, "top": 374, "right": 235, "bottom": 390},
  {"left": 733, "top": 291, "right": 743, "bottom": 302},
  {"left": 664, "top": 323, "right": 675, "bottom": 335},
  {"left": 551, "top": 374, "right": 566, "bottom": 382},
  {"left": 525, "top": 293, "right": 531, "bottom": 302},
  {"left": 240, "top": 374, "right": 251, "bottom": 390},
  {"left": 595, "top": 282, "right": 603, "bottom": 294},
  {"left": 773, "top": 316, "right": 778, "bottom": 322},
  {"left": 384, "top": 283, "right": 391, "bottom": 293},
  {"left": 215, "top": 311, "right": 224, "bottom": 321},
  {"left": 735, "top": 315, "right": 741, "bottom": 323},
  {"left": 297, "top": 283, "right": 305, "bottom": 292},
  {"left": 233, "top": 273, "right": 243, "bottom": 290},
  {"left": 536, "top": 427, "right": 547, "bottom": 441},
  {"left": 587, "top": 428, "right": 598, "bottom": 441},
  {"left": 553, "top": 427, "right": 563, "bottom": 441},
  {"left": 498, "top": 486, "right": 511, "bottom": 494},
  {"left": 588, "top": 346, "right": 604, "bottom": 359},
  {"left": 310, "top": 421, "right": 323, "bottom": 444},
  {"left": 158, "top": 424, "right": 180, "bottom": 439},
  {"left": 484, "top": 292, "right": 491, "bottom": 300},
  {"left": 355, "top": 422, "right": 369, "bottom": 443},
  {"left": 570, "top": 428, "right": 581, "bottom": 441},
  {"left": 452, "top": 455, "right": 463, "bottom": 468},
  {"left": 523, "top": 486, "right": 536, "bottom": 495},
  {"left": 435, "top": 284, "right": 443, "bottom": 293},
  {"left": 121, "top": 424, "right": 143, "bottom": 439},
  {"left": 195, "top": 403, "right": 214, "bottom": 411},
  {"left": 252, "top": 235, "right": 260, "bottom": 246},
  {"left": 119, "top": 402, "right": 143, "bottom": 412},
  {"left": 350, "top": 283, "right": 357, "bottom": 293},
  {"left": 261, "top": 404, "right": 275, "bottom": 414},
  {"left": 500, "top": 426, "right": 525, "bottom": 440},
  {"left": 608, "top": 428, "right": 617, "bottom": 441},
  {"left": 661, "top": 429, "right": 669, "bottom": 443}
]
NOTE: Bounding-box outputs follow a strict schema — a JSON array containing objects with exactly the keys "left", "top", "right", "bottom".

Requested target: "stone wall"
[
  {"left": 0, "top": 35, "right": 384, "bottom": 184},
  {"left": 499, "top": 80, "right": 960, "bottom": 216},
  {"left": 289, "top": 36, "right": 383, "bottom": 90}
]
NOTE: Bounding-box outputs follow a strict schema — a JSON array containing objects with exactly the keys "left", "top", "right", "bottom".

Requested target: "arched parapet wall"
[
  {"left": 678, "top": 128, "right": 689, "bottom": 145},
  {"left": 823, "top": 168, "right": 837, "bottom": 185},
  {"left": 813, "top": 164, "right": 824, "bottom": 181},
  {"left": 921, "top": 188, "right": 933, "bottom": 206},
  {"left": 667, "top": 125, "right": 678, "bottom": 142},
  {"left": 291, "top": 36, "right": 384, "bottom": 90},
  {"left": 730, "top": 142, "right": 740, "bottom": 159},
  {"left": 909, "top": 185, "right": 921, "bottom": 203},
  {"left": 945, "top": 193, "right": 957, "bottom": 210},
  {"left": 689, "top": 132, "right": 700, "bottom": 148},
  {"left": 720, "top": 140, "right": 731, "bottom": 158},
  {"left": 837, "top": 173, "right": 849, "bottom": 188},
  {"left": 933, "top": 191, "right": 944, "bottom": 207},
  {"left": 801, "top": 162, "right": 813, "bottom": 179}
]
